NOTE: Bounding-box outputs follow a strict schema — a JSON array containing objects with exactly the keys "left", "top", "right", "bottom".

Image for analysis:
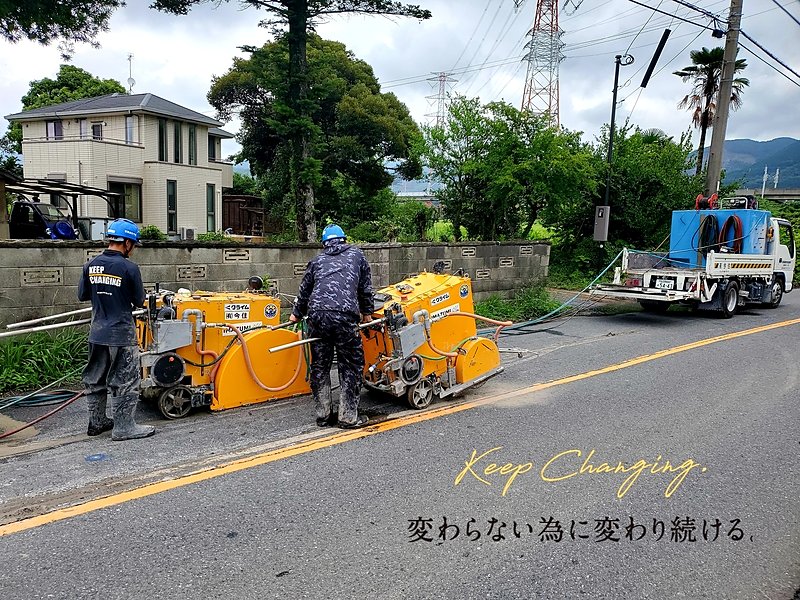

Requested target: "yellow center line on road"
[{"left": 2, "top": 316, "right": 799, "bottom": 537}]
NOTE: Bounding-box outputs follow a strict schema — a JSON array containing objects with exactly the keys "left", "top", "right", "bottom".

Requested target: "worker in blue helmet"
[
  {"left": 77, "top": 218, "right": 155, "bottom": 440},
  {"left": 290, "top": 223, "right": 374, "bottom": 429}
]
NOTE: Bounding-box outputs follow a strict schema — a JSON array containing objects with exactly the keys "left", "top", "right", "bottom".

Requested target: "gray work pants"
[{"left": 82, "top": 344, "right": 140, "bottom": 416}]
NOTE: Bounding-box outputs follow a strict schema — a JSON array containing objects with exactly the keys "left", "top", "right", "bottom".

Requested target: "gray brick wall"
[{"left": 0, "top": 240, "right": 550, "bottom": 327}]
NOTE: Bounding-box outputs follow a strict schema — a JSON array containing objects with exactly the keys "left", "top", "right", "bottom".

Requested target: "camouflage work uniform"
[{"left": 292, "top": 240, "right": 373, "bottom": 426}]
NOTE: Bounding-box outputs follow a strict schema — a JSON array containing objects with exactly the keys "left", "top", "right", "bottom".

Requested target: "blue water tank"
[{"left": 668, "top": 209, "right": 770, "bottom": 267}]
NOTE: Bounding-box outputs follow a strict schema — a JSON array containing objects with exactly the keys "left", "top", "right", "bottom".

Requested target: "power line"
[
  {"left": 770, "top": 0, "right": 800, "bottom": 28},
  {"left": 739, "top": 42, "right": 800, "bottom": 88},
  {"left": 739, "top": 29, "right": 800, "bottom": 81},
  {"left": 450, "top": 0, "right": 494, "bottom": 71},
  {"left": 626, "top": 0, "right": 716, "bottom": 31},
  {"left": 462, "top": 3, "right": 520, "bottom": 96},
  {"left": 624, "top": 0, "right": 665, "bottom": 55}
]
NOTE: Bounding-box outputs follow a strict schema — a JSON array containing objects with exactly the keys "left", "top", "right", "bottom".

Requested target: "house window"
[
  {"left": 206, "top": 184, "right": 216, "bottom": 232},
  {"left": 107, "top": 182, "right": 142, "bottom": 222},
  {"left": 166, "top": 180, "right": 177, "bottom": 234},
  {"left": 208, "top": 135, "right": 216, "bottom": 161},
  {"left": 46, "top": 120, "right": 63, "bottom": 140},
  {"left": 125, "top": 116, "right": 135, "bottom": 144},
  {"left": 91, "top": 123, "right": 103, "bottom": 140},
  {"left": 158, "top": 118, "right": 168, "bottom": 161},
  {"left": 173, "top": 122, "right": 183, "bottom": 163},
  {"left": 188, "top": 124, "right": 197, "bottom": 165},
  {"left": 79, "top": 119, "right": 88, "bottom": 139}
]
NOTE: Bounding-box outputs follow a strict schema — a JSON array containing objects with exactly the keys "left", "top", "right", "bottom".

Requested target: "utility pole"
[
  {"left": 704, "top": 0, "right": 744, "bottom": 195},
  {"left": 604, "top": 54, "right": 634, "bottom": 206}
]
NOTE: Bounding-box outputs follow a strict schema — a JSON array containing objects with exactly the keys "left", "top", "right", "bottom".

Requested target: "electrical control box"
[{"left": 593, "top": 205, "right": 610, "bottom": 242}]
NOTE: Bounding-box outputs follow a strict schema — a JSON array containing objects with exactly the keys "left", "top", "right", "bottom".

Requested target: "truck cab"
[
  {"left": 771, "top": 218, "right": 795, "bottom": 292},
  {"left": 9, "top": 200, "right": 78, "bottom": 240}
]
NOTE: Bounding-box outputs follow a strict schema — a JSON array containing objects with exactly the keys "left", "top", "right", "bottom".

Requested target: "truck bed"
[{"left": 592, "top": 249, "right": 776, "bottom": 303}]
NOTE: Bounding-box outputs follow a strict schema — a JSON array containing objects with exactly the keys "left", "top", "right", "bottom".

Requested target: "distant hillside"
[
  {"left": 233, "top": 160, "right": 251, "bottom": 175},
  {"left": 717, "top": 137, "right": 800, "bottom": 188}
]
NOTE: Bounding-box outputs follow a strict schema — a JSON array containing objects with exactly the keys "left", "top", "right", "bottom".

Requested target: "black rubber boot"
[
  {"left": 337, "top": 415, "right": 369, "bottom": 429},
  {"left": 86, "top": 392, "right": 113, "bottom": 436},
  {"left": 111, "top": 394, "right": 155, "bottom": 441}
]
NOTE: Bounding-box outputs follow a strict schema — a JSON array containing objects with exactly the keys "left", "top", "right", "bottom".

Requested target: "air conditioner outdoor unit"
[{"left": 180, "top": 226, "right": 196, "bottom": 240}]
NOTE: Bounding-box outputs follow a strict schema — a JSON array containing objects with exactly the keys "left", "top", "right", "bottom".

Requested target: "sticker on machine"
[
  {"left": 221, "top": 321, "right": 262, "bottom": 336},
  {"left": 431, "top": 303, "right": 460, "bottom": 321},
  {"left": 430, "top": 292, "right": 451, "bottom": 306},
  {"left": 224, "top": 303, "right": 250, "bottom": 320},
  {"left": 264, "top": 303, "right": 278, "bottom": 319}
]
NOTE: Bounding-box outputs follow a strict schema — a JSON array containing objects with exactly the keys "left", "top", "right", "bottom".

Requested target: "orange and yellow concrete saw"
[
  {"left": 136, "top": 287, "right": 309, "bottom": 419},
  {"left": 360, "top": 271, "right": 509, "bottom": 409}
]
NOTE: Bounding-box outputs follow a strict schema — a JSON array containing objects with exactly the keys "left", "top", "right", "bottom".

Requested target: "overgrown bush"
[
  {"left": 0, "top": 328, "right": 88, "bottom": 393},
  {"left": 475, "top": 285, "right": 562, "bottom": 322},
  {"left": 196, "top": 231, "right": 234, "bottom": 242},
  {"left": 139, "top": 224, "right": 166, "bottom": 241}
]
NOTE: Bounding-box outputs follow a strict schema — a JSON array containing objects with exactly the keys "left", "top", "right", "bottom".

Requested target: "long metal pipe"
[
  {"left": 0, "top": 309, "right": 145, "bottom": 340},
  {"left": 6, "top": 307, "right": 92, "bottom": 329},
  {"left": 0, "top": 318, "right": 92, "bottom": 339},
  {"left": 268, "top": 317, "right": 386, "bottom": 354}
]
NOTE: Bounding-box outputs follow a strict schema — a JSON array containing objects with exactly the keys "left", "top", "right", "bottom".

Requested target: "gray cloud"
[{"left": 1, "top": 0, "right": 797, "bottom": 155}]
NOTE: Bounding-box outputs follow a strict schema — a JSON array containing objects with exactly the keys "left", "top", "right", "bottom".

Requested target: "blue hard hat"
[
  {"left": 106, "top": 219, "right": 142, "bottom": 245},
  {"left": 321, "top": 224, "right": 346, "bottom": 243}
]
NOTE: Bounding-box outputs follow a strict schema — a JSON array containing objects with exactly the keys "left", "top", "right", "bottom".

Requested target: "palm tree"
[{"left": 674, "top": 47, "right": 749, "bottom": 175}]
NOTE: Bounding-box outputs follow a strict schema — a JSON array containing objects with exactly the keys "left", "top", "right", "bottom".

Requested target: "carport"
[{"left": 3, "top": 178, "right": 122, "bottom": 236}]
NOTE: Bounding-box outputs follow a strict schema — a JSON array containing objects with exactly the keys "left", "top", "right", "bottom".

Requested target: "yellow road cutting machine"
[
  {"left": 136, "top": 286, "right": 309, "bottom": 419},
  {"left": 361, "top": 271, "right": 506, "bottom": 409}
]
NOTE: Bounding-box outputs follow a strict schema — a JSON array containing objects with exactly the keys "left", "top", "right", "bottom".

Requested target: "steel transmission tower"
[
  {"left": 425, "top": 72, "right": 457, "bottom": 127},
  {"left": 520, "top": 0, "right": 566, "bottom": 126}
]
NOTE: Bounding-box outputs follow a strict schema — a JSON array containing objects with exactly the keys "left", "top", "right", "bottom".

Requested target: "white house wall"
[{"left": 19, "top": 111, "right": 231, "bottom": 235}]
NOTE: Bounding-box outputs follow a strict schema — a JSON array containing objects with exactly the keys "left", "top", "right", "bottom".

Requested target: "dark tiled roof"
[
  {"left": 208, "top": 127, "right": 235, "bottom": 139},
  {"left": 4, "top": 93, "right": 221, "bottom": 126}
]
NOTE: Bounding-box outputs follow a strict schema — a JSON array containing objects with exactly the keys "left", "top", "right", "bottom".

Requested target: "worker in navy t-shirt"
[{"left": 78, "top": 218, "right": 155, "bottom": 441}]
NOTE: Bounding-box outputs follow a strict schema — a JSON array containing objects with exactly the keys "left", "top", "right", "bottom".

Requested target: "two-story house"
[{"left": 5, "top": 93, "right": 234, "bottom": 238}]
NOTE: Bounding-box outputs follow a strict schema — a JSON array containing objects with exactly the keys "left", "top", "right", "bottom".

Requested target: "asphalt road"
[{"left": 0, "top": 295, "right": 798, "bottom": 600}]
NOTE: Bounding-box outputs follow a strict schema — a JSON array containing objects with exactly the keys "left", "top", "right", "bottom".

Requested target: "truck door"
[{"left": 775, "top": 219, "right": 795, "bottom": 291}]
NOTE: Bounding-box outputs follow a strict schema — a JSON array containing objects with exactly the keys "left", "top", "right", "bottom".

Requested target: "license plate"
[{"left": 654, "top": 279, "right": 674, "bottom": 290}]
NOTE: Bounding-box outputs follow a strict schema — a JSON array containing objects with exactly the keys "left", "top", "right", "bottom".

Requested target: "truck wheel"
[
  {"left": 763, "top": 279, "right": 783, "bottom": 309},
  {"left": 721, "top": 281, "right": 739, "bottom": 318},
  {"left": 639, "top": 300, "right": 670, "bottom": 313}
]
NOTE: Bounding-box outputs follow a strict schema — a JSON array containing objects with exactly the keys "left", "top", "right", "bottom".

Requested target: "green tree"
[
  {"left": 421, "top": 96, "right": 596, "bottom": 241},
  {"left": 232, "top": 172, "right": 261, "bottom": 196},
  {"left": 548, "top": 123, "right": 702, "bottom": 274},
  {"left": 0, "top": 0, "right": 123, "bottom": 58},
  {"left": 3, "top": 64, "right": 126, "bottom": 165},
  {"left": 154, "top": 0, "right": 431, "bottom": 241},
  {"left": 673, "top": 47, "right": 749, "bottom": 175},
  {"left": 208, "top": 34, "right": 422, "bottom": 237}
]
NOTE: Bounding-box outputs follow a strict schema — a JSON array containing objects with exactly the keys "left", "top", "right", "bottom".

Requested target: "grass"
[
  {"left": 475, "top": 285, "right": 563, "bottom": 322},
  {"left": 0, "top": 328, "right": 88, "bottom": 394}
]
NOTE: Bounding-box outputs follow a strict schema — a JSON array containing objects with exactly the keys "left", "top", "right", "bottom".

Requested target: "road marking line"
[{"left": 3, "top": 316, "right": 799, "bottom": 537}]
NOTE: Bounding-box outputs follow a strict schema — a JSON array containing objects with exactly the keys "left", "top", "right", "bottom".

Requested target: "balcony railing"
[{"left": 25, "top": 135, "right": 144, "bottom": 148}]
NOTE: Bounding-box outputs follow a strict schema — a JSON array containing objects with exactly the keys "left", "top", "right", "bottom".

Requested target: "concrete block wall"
[{"left": 0, "top": 240, "right": 549, "bottom": 327}]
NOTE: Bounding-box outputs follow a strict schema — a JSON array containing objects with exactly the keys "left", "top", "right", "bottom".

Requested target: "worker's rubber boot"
[
  {"left": 111, "top": 394, "right": 155, "bottom": 441},
  {"left": 86, "top": 392, "right": 114, "bottom": 436}
]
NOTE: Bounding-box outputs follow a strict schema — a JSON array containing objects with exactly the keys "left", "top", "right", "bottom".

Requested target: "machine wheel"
[
  {"left": 763, "top": 278, "right": 784, "bottom": 309},
  {"left": 406, "top": 378, "right": 435, "bottom": 410},
  {"left": 158, "top": 386, "right": 193, "bottom": 419},
  {"left": 639, "top": 300, "right": 670, "bottom": 313},
  {"left": 721, "top": 281, "right": 739, "bottom": 318}
]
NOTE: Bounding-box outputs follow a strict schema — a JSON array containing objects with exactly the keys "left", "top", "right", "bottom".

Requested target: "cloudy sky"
[{"left": 1, "top": 0, "right": 798, "bottom": 160}]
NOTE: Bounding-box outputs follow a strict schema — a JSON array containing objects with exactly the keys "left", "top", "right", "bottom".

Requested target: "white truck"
[{"left": 593, "top": 205, "right": 795, "bottom": 318}]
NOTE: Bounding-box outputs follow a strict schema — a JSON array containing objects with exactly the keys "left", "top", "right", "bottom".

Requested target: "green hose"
[{"left": 0, "top": 365, "right": 84, "bottom": 411}]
